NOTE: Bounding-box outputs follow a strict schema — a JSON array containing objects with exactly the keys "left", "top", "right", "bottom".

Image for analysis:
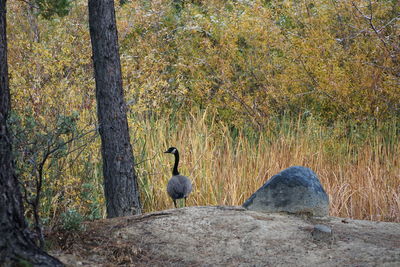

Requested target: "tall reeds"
[{"left": 132, "top": 110, "right": 399, "bottom": 222}]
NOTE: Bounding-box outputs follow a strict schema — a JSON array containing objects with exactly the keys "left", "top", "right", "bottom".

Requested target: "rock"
[{"left": 243, "top": 166, "right": 329, "bottom": 216}]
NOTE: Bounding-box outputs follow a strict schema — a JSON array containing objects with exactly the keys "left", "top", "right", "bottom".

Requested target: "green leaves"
[
  {"left": 61, "top": 208, "right": 85, "bottom": 231},
  {"left": 56, "top": 111, "right": 78, "bottom": 135},
  {"left": 36, "top": 0, "right": 73, "bottom": 19}
]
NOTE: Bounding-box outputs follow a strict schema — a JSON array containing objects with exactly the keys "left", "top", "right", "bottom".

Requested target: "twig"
[
  {"left": 18, "top": 0, "right": 39, "bottom": 9},
  {"left": 135, "top": 152, "right": 159, "bottom": 167}
]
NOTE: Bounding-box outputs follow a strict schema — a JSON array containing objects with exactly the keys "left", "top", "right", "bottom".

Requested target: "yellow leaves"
[
  {"left": 9, "top": 2, "right": 93, "bottom": 118},
  {"left": 6, "top": 0, "right": 400, "bottom": 221}
]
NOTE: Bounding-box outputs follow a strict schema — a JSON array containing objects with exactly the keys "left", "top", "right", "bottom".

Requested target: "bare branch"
[{"left": 352, "top": 1, "right": 389, "bottom": 50}]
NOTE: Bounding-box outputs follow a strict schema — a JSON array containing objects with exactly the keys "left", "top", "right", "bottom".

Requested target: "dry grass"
[{"left": 133, "top": 110, "right": 400, "bottom": 222}]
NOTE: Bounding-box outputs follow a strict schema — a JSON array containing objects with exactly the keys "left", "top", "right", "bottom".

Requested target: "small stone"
[{"left": 312, "top": 224, "right": 333, "bottom": 242}]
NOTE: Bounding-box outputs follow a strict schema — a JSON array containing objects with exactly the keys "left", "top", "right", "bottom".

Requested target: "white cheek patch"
[{"left": 171, "top": 148, "right": 177, "bottom": 154}]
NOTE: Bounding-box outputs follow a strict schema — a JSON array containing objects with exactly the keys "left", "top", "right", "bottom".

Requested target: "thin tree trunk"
[
  {"left": 88, "top": 0, "right": 141, "bottom": 217},
  {"left": 0, "top": 1, "right": 63, "bottom": 265},
  {"left": 25, "top": 3, "right": 40, "bottom": 42}
]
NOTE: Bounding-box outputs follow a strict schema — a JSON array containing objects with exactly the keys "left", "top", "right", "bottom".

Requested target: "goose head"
[{"left": 164, "top": 147, "right": 178, "bottom": 154}]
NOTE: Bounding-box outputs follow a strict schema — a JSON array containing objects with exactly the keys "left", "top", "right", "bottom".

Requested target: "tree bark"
[
  {"left": 0, "top": 1, "right": 63, "bottom": 265},
  {"left": 88, "top": 0, "right": 141, "bottom": 217}
]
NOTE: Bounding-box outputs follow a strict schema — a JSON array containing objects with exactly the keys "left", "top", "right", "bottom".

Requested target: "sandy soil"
[{"left": 49, "top": 206, "right": 400, "bottom": 266}]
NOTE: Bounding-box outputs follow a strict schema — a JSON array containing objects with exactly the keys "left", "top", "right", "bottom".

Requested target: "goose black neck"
[{"left": 172, "top": 151, "right": 180, "bottom": 175}]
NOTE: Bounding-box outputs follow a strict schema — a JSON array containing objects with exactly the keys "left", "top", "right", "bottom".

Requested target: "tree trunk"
[
  {"left": 88, "top": 0, "right": 141, "bottom": 217},
  {"left": 0, "top": 1, "right": 63, "bottom": 265}
]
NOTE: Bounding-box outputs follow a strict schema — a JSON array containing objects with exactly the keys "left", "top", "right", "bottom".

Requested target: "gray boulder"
[{"left": 243, "top": 166, "right": 329, "bottom": 216}]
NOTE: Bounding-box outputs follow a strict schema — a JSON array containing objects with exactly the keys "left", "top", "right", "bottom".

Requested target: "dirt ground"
[{"left": 49, "top": 206, "right": 400, "bottom": 266}]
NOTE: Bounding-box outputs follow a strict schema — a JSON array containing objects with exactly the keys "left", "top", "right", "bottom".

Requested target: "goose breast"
[{"left": 167, "top": 175, "right": 192, "bottom": 200}]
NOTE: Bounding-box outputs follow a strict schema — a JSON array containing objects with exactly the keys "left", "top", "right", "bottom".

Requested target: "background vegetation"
[{"left": 7, "top": 0, "right": 399, "bottom": 227}]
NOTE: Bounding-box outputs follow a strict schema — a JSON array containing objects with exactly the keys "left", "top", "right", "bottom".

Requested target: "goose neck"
[{"left": 173, "top": 151, "right": 180, "bottom": 175}]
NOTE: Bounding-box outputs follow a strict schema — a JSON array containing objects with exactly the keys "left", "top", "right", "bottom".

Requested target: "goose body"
[{"left": 164, "top": 147, "right": 192, "bottom": 208}]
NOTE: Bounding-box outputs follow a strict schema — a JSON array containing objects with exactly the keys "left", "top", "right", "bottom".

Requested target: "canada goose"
[{"left": 164, "top": 147, "right": 192, "bottom": 208}]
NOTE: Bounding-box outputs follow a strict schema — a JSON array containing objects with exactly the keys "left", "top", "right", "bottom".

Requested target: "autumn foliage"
[{"left": 6, "top": 0, "right": 400, "bottom": 226}]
